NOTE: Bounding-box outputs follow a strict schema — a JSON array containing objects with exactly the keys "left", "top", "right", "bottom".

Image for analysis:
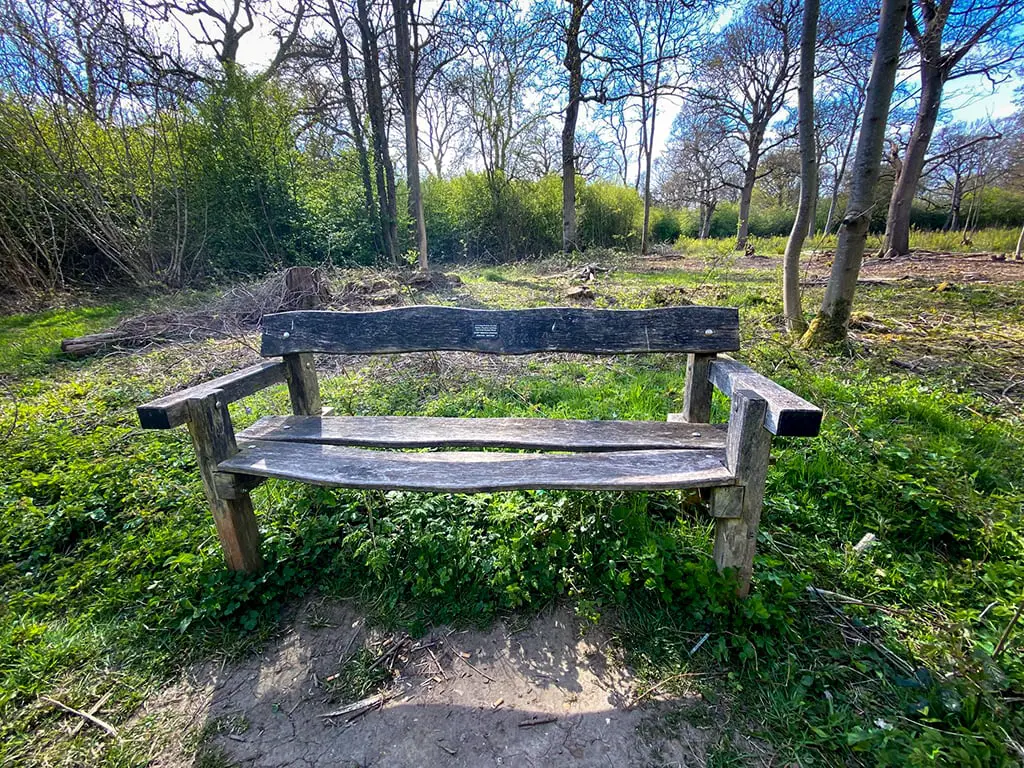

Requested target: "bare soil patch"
[
  {"left": 136, "top": 601, "right": 770, "bottom": 767},
  {"left": 803, "top": 249, "right": 1024, "bottom": 285}
]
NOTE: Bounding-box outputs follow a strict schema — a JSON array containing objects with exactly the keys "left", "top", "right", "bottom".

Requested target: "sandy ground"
[{"left": 135, "top": 601, "right": 771, "bottom": 768}]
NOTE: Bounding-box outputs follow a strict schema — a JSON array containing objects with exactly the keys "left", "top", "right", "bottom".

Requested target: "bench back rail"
[{"left": 261, "top": 306, "right": 740, "bottom": 357}]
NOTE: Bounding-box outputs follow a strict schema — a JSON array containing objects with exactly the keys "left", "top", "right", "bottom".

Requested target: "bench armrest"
[
  {"left": 137, "top": 360, "right": 287, "bottom": 429},
  {"left": 709, "top": 358, "right": 822, "bottom": 437}
]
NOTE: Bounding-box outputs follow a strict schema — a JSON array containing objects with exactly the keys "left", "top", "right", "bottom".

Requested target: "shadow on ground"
[{"left": 135, "top": 601, "right": 772, "bottom": 767}]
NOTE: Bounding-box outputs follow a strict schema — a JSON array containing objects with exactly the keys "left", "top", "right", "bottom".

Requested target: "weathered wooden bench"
[{"left": 138, "top": 306, "right": 821, "bottom": 596}]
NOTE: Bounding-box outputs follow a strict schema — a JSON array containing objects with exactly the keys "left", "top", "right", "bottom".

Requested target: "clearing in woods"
[{"left": 2, "top": 245, "right": 1023, "bottom": 767}]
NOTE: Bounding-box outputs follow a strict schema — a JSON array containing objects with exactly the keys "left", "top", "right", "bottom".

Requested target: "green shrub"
[
  {"left": 649, "top": 207, "right": 684, "bottom": 243},
  {"left": 579, "top": 181, "right": 642, "bottom": 249}
]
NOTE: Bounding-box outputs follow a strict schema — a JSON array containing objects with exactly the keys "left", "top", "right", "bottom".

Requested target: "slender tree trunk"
[
  {"left": 1016, "top": 222, "right": 1024, "bottom": 259},
  {"left": 392, "top": 0, "right": 428, "bottom": 270},
  {"left": 882, "top": 60, "right": 944, "bottom": 258},
  {"left": 945, "top": 172, "right": 962, "bottom": 231},
  {"left": 806, "top": 165, "right": 819, "bottom": 238},
  {"left": 356, "top": 0, "right": 398, "bottom": 264},
  {"left": 699, "top": 201, "right": 716, "bottom": 239},
  {"left": 823, "top": 181, "right": 839, "bottom": 235},
  {"left": 639, "top": 86, "right": 660, "bottom": 256},
  {"left": 801, "top": 0, "right": 909, "bottom": 347},
  {"left": 782, "top": 0, "right": 818, "bottom": 335},
  {"left": 561, "top": 0, "right": 586, "bottom": 253},
  {"left": 736, "top": 159, "right": 758, "bottom": 250},
  {"left": 327, "top": 0, "right": 377, "bottom": 253}
]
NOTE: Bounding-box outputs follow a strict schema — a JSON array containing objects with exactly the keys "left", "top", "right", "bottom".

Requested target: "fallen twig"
[
  {"left": 993, "top": 599, "right": 1024, "bottom": 660},
  {"left": 40, "top": 696, "right": 118, "bottom": 737},
  {"left": 447, "top": 643, "right": 496, "bottom": 682},
  {"left": 68, "top": 691, "right": 113, "bottom": 737},
  {"left": 320, "top": 692, "right": 388, "bottom": 719},
  {"left": 519, "top": 716, "right": 558, "bottom": 728},
  {"left": 631, "top": 672, "right": 713, "bottom": 706}
]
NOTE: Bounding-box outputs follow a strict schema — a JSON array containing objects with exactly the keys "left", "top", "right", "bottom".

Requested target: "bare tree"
[
  {"left": 354, "top": 0, "right": 398, "bottom": 264},
  {"left": 610, "top": 0, "right": 703, "bottom": 255},
  {"left": 392, "top": 0, "right": 428, "bottom": 269},
  {"left": 782, "top": 0, "right": 819, "bottom": 335},
  {"left": 918, "top": 122, "right": 1002, "bottom": 230},
  {"left": 559, "top": 0, "right": 592, "bottom": 252},
  {"left": 802, "top": 0, "right": 910, "bottom": 346},
  {"left": 658, "top": 105, "right": 738, "bottom": 239},
  {"left": 881, "top": 0, "right": 1024, "bottom": 258},
  {"left": 320, "top": 0, "right": 378, "bottom": 249},
  {"left": 692, "top": 0, "right": 800, "bottom": 250},
  {"left": 452, "top": 2, "right": 550, "bottom": 190},
  {"left": 419, "top": 78, "right": 471, "bottom": 177}
]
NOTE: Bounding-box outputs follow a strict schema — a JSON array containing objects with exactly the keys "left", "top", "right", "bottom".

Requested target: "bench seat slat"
[
  {"left": 218, "top": 441, "right": 735, "bottom": 492},
  {"left": 236, "top": 415, "right": 727, "bottom": 452}
]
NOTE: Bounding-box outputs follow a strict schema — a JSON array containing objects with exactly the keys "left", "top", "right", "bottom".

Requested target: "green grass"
[
  {"left": 675, "top": 226, "right": 1023, "bottom": 256},
  {"left": 1, "top": 244, "right": 1023, "bottom": 765},
  {"left": 0, "top": 305, "right": 126, "bottom": 377}
]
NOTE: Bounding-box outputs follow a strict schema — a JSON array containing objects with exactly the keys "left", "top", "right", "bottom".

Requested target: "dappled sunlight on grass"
[{"left": 2, "top": 249, "right": 1023, "bottom": 765}]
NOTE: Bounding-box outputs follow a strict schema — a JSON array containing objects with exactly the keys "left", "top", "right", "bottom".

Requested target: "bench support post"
[
  {"left": 185, "top": 390, "right": 264, "bottom": 573},
  {"left": 682, "top": 353, "right": 715, "bottom": 423},
  {"left": 712, "top": 389, "right": 770, "bottom": 597},
  {"left": 283, "top": 352, "right": 322, "bottom": 416}
]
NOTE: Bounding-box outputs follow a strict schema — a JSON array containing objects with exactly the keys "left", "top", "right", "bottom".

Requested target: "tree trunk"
[
  {"left": 736, "top": 160, "right": 758, "bottom": 250},
  {"left": 327, "top": 0, "right": 377, "bottom": 253},
  {"left": 806, "top": 166, "right": 818, "bottom": 239},
  {"left": 639, "top": 87, "right": 660, "bottom": 256},
  {"left": 356, "top": 0, "right": 398, "bottom": 265},
  {"left": 801, "top": 0, "right": 908, "bottom": 347},
  {"left": 882, "top": 60, "right": 944, "bottom": 258},
  {"left": 782, "top": 0, "right": 818, "bottom": 336},
  {"left": 945, "top": 172, "right": 962, "bottom": 231},
  {"left": 561, "top": 0, "right": 586, "bottom": 253},
  {"left": 1016, "top": 222, "right": 1024, "bottom": 260},
  {"left": 392, "top": 0, "right": 428, "bottom": 270},
  {"left": 699, "top": 202, "right": 715, "bottom": 239}
]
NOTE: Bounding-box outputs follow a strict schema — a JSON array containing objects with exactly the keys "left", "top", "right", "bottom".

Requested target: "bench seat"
[
  {"left": 218, "top": 439, "right": 734, "bottom": 493},
  {"left": 236, "top": 415, "right": 727, "bottom": 452}
]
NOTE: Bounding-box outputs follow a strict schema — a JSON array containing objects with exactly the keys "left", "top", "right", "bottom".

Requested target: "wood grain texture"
[
  {"left": 713, "top": 390, "right": 772, "bottom": 597},
  {"left": 283, "top": 353, "right": 321, "bottom": 416},
  {"left": 185, "top": 391, "right": 264, "bottom": 572},
  {"left": 236, "top": 415, "right": 728, "bottom": 452},
  {"left": 261, "top": 306, "right": 740, "bottom": 357},
  {"left": 708, "top": 358, "right": 822, "bottom": 437},
  {"left": 219, "top": 441, "right": 735, "bottom": 492},
  {"left": 682, "top": 353, "right": 715, "bottom": 423},
  {"left": 709, "top": 485, "right": 744, "bottom": 518},
  {"left": 138, "top": 360, "right": 287, "bottom": 429}
]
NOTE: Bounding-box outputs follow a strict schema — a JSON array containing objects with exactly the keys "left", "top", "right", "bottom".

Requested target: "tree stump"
[{"left": 283, "top": 267, "right": 331, "bottom": 310}]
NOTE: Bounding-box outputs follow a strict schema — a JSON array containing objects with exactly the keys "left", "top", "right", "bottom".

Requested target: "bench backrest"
[{"left": 261, "top": 306, "right": 740, "bottom": 357}]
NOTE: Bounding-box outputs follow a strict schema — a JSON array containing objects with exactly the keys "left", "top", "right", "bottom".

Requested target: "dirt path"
[{"left": 136, "top": 601, "right": 770, "bottom": 767}]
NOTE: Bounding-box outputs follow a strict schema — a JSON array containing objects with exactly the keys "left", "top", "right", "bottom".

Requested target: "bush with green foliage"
[{"left": 578, "top": 181, "right": 643, "bottom": 249}]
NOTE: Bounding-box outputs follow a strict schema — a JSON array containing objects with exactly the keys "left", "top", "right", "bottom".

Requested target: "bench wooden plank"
[
  {"left": 261, "top": 306, "right": 740, "bottom": 357},
  {"left": 138, "top": 361, "right": 288, "bottom": 430},
  {"left": 236, "top": 416, "right": 728, "bottom": 452},
  {"left": 708, "top": 359, "right": 822, "bottom": 437},
  {"left": 219, "top": 441, "right": 735, "bottom": 492}
]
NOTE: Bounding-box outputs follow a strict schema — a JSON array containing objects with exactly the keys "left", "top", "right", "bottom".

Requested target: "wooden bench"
[{"left": 137, "top": 306, "right": 821, "bottom": 596}]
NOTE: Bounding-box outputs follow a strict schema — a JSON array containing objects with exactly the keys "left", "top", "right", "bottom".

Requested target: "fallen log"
[{"left": 60, "top": 267, "right": 330, "bottom": 358}]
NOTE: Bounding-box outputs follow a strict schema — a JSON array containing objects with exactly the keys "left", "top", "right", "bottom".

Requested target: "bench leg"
[
  {"left": 186, "top": 390, "right": 264, "bottom": 572},
  {"left": 682, "top": 353, "right": 715, "bottom": 423},
  {"left": 284, "top": 352, "right": 322, "bottom": 416},
  {"left": 713, "top": 390, "right": 771, "bottom": 597}
]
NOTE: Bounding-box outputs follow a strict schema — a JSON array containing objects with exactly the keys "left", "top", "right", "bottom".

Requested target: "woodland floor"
[{"left": 2, "top": 241, "right": 1023, "bottom": 767}]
